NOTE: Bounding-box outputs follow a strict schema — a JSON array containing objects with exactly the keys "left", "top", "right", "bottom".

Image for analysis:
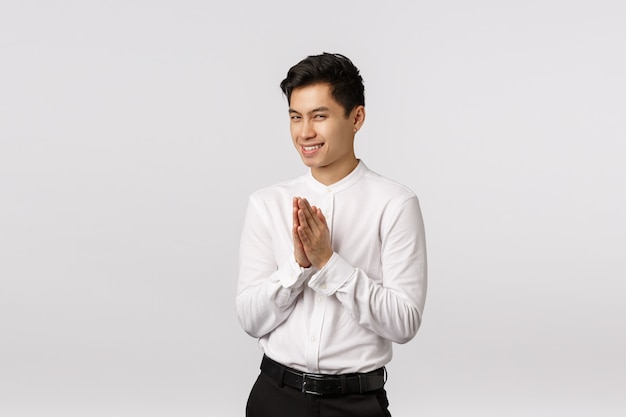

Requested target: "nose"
[{"left": 298, "top": 119, "right": 316, "bottom": 140}]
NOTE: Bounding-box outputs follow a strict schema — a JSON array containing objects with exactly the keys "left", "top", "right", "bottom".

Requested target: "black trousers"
[{"left": 246, "top": 371, "right": 392, "bottom": 417}]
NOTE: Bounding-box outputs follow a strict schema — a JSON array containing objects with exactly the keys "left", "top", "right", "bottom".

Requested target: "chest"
[{"left": 270, "top": 192, "right": 386, "bottom": 271}]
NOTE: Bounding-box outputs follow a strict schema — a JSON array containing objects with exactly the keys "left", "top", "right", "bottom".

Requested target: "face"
[{"left": 289, "top": 83, "right": 365, "bottom": 185}]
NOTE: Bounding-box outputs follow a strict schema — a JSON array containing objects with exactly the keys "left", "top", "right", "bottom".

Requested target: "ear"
[{"left": 352, "top": 105, "right": 366, "bottom": 133}]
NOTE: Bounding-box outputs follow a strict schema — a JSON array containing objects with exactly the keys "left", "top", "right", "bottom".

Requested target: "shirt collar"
[{"left": 306, "top": 160, "right": 367, "bottom": 193}]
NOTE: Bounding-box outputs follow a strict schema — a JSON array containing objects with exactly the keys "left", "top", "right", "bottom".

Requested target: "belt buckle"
[{"left": 301, "top": 373, "right": 325, "bottom": 395}]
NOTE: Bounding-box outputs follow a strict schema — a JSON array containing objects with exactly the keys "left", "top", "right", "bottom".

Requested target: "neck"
[{"left": 311, "top": 158, "right": 359, "bottom": 186}]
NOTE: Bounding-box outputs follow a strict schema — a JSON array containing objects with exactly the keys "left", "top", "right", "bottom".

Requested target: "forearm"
[
  {"left": 308, "top": 254, "right": 426, "bottom": 343},
  {"left": 237, "top": 259, "right": 312, "bottom": 337}
]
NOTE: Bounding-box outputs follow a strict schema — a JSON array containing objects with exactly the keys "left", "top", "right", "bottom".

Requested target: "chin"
[{"left": 300, "top": 157, "right": 319, "bottom": 168}]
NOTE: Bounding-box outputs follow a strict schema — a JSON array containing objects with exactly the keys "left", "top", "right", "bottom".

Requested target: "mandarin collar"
[{"left": 306, "top": 160, "right": 367, "bottom": 194}]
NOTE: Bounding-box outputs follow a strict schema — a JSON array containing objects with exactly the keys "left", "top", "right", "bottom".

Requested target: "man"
[{"left": 236, "top": 52, "right": 427, "bottom": 417}]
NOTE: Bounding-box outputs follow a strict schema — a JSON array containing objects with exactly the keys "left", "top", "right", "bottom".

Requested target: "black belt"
[{"left": 260, "top": 355, "right": 386, "bottom": 396}]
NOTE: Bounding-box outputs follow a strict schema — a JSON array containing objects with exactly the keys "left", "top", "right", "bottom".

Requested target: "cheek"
[{"left": 334, "top": 127, "right": 354, "bottom": 149}]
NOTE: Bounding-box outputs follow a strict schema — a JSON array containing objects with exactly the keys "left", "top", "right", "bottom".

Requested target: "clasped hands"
[{"left": 293, "top": 197, "right": 333, "bottom": 269}]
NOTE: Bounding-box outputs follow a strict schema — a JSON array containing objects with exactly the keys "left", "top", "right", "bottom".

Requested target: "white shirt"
[{"left": 236, "top": 161, "right": 427, "bottom": 374}]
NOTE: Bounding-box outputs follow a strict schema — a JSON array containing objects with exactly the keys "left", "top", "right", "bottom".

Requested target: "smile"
[{"left": 303, "top": 144, "right": 323, "bottom": 151}]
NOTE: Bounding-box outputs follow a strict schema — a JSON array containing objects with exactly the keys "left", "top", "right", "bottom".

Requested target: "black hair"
[{"left": 280, "top": 52, "right": 365, "bottom": 117}]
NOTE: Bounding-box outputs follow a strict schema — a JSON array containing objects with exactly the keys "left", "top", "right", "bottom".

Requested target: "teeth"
[{"left": 303, "top": 145, "right": 322, "bottom": 151}]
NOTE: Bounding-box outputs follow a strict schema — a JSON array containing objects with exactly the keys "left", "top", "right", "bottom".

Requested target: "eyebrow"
[{"left": 289, "top": 106, "right": 330, "bottom": 114}]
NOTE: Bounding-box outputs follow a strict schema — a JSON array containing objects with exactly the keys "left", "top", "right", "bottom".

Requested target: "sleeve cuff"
[
  {"left": 279, "top": 258, "right": 314, "bottom": 289},
  {"left": 308, "top": 253, "right": 355, "bottom": 295}
]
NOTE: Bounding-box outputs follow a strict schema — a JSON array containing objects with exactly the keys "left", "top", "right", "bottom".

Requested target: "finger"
[
  {"left": 304, "top": 200, "right": 325, "bottom": 228},
  {"left": 297, "top": 198, "right": 312, "bottom": 220},
  {"left": 306, "top": 205, "right": 325, "bottom": 230},
  {"left": 293, "top": 222, "right": 302, "bottom": 243},
  {"left": 315, "top": 207, "right": 327, "bottom": 226},
  {"left": 300, "top": 208, "right": 318, "bottom": 235},
  {"left": 298, "top": 207, "right": 310, "bottom": 231},
  {"left": 299, "top": 199, "right": 320, "bottom": 228},
  {"left": 297, "top": 225, "right": 311, "bottom": 245},
  {"left": 298, "top": 198, "right": 315, "bottom": 214},
  {"left": 310, "top": 205, "right": 321, "bottom": 226},
  {"left": 293, "top": 197, "right": 300, "bottom": 227}
]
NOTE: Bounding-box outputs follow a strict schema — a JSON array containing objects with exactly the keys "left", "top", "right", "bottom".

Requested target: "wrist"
[
  {"left": 313, "top": 251, "right": 333, "bottom": 270},
  {"left": 296, "top": 259, "right": 312, "bottom": 268}
]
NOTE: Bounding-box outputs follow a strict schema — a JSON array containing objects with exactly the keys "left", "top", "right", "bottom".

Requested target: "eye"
[
  {"left": 314, "top": 114, "right": 327, "bottom": 120},
  {"left": 290, "top": 115, "right": 301, "bottom": 121}
]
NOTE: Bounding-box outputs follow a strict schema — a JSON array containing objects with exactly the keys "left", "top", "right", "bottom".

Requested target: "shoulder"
[
  {"left": 361, "top": 165, "right": 418, "bottom": 202},
  {"left": 358, "top": 165, "right": 424, "bottom": 228},
  {"left": 248, "top": 173, "right": 307, "bottom": 205}
]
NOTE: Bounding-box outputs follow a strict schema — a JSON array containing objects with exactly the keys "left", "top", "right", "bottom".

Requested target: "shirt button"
[
  {"left": 311, "top": 336, "right": 317, "bottom": 342},
  {"left": 320, "top": 283, "right": 327, "bottom": 290}
]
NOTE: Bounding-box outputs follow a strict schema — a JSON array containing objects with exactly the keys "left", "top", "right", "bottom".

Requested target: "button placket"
[
  {"left": 304, "top": 188, "right": 334, "bottom": 373},
  {"left": 320, "top": 189, "right": 334, "bottom": 242},
  {"left": 305, "top": 288, "right": 327, "bottom": 373}
]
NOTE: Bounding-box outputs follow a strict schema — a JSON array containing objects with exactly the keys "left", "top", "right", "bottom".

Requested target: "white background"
[{"left": 1, "top": 1, "right": 625, "bottom": 416}]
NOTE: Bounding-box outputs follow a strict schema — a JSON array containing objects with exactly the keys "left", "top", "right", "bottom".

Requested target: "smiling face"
[{"left": 289, "top": 83, "right": 365, "bottom": 185}]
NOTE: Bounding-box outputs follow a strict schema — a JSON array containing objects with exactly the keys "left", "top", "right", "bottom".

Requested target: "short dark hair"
[{"left": 280, "top": 52, "right": 365, "bottom": 117}]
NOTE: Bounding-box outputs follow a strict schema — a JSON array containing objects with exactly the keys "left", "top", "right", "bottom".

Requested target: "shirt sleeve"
[
  {"left": 236, "top": 196, "right": 314, "bottom": 338},
  {"left": 308, "top": 195, "right": 427, "bottom": 344}
]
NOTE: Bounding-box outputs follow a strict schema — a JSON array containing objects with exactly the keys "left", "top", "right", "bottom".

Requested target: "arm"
[
  {"left": 236, "top": 196, "right": 313, "bottom": 338},
  {"left": 308, "top": 196, "right": 427, "bottom": 343}
]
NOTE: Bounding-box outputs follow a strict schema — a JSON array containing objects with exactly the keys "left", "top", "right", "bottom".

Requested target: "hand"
[
  {"left": 293, "top": 197, "right": 312, "bottom": 268},
  {"left": 295, "top": 198, "right": 333, "bottom": 269}
]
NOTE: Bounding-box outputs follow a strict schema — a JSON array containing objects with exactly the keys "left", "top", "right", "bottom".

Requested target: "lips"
[{"left": 301, "top": 143, "right": 323, "bottom": 155}]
